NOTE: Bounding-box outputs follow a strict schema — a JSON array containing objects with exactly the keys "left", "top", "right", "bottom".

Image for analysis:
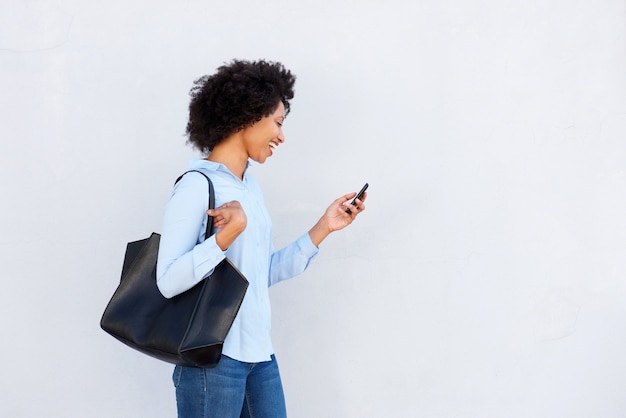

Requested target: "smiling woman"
[{"left": 154, "top": 59, "right": 367, "bottom": 418}]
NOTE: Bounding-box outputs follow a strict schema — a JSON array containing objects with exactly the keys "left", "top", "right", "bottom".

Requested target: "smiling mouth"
[{"left": 269, "top": 141, "right": 278, "bottom": 149}]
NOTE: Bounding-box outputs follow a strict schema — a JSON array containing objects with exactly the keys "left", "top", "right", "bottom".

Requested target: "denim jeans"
[{"left": 172, "top": 354, "right": 287, "bottom": 418}]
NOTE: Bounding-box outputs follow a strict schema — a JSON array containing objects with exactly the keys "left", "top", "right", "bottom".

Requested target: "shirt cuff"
[
  {"left": 193, "top": 233, "right": 227, "bottom": 279},
  {"left": 297, "top": 232, "right": 320, "bottom": 258}
]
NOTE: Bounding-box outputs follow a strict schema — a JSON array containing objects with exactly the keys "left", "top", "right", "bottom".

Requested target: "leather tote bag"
[{"left": 100, "top": 170, "right": 248, "bottom": 368}]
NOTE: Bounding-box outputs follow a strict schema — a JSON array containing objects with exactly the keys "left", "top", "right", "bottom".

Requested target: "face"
[{"left": 241, "top": 102, "right": 286, "bottom": 164}]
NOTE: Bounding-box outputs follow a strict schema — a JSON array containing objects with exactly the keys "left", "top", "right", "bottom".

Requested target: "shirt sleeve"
[
  {"left": 156, "top": 172, "right": 226, "bottom": 298},
  {"left": 268, "top": 232, "right": 319, "bottom": 287}
]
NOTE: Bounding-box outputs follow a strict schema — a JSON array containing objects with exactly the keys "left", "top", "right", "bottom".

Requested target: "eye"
[{"left": 276, "top": 121, "right": 283, "bottom": 127}]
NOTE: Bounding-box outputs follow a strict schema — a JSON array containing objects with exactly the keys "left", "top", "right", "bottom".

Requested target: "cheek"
[{"left": 263, "top": 125, "right": 280, "bottom": 140}]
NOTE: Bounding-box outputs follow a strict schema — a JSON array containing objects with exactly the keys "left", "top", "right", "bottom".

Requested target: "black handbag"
[{"left": 100, "top": 170, "right": 249, "bottom": 368}]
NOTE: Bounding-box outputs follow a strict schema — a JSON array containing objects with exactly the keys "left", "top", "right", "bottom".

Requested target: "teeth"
[{"left": 269, "top": 142, "right": 277, "bottom": 149}]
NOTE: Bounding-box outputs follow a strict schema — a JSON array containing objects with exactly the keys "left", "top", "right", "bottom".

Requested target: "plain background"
[{"left": 1, "top": 1, "right": 625, "bottom": 417}]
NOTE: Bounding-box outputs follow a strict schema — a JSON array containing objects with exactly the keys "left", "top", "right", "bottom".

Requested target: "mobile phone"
[{"left": 345, "top": 183, "right": 368, "bottom": 214}]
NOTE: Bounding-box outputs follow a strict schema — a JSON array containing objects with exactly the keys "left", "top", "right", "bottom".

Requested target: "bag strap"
[{"left": 175, "top": 170, "right": 215, "bottom": 240}]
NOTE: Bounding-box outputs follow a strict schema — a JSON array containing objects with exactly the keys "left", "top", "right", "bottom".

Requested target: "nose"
[{"left": 277, "top": 130, "right": 285, "bottom": 143}]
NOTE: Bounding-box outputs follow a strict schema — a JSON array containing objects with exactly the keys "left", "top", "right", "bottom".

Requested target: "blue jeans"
[{"left": 172, "top": 354, "right": 287, "bottom": 418}]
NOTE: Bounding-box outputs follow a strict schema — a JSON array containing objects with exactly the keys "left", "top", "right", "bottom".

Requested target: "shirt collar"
[{"left": 188, "top": 158, "right": 252, "bottom": 178}]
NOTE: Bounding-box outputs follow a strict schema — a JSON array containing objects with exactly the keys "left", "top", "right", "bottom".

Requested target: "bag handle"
[{"left": 175, "top": 170, "right": 215, "bottom": 240}]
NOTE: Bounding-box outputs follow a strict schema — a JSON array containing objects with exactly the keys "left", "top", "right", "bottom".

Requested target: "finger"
[
  {"left": 348, "top": 192, "right": 367, "bottom": 214},
  {"left": 213, "top": 216, "right": 228, "bottom": 225},
  {"left": 207, "top": 208, "right": 224, "bottom": 215},
  {"left": 341, "top": 205, "right": 355, "bottom": 216},
  {"left": 349, "top": 197, "right": 367, "bottom": 214},
  {"left": 336, "top": 193, "right": 355, "bottom": 205},
  {"left": 225, "top": 200, "right": 242, "bottom": 209},
  {"left": 339, "top": 191, "right": 356, "bottom": 205},
  {"left": 344, "top": 201, "right": 360, "bottom": 215}
]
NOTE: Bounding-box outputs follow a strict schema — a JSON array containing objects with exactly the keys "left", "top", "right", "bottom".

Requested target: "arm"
[
  {"left": 268, "top": 190, "right": 367, "bottom": 286},
  {"left": 156, "top": 174, "right": 246, "bottom": 298}
]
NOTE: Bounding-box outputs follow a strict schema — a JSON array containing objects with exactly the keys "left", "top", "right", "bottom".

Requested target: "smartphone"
[{"left": 345, "top": 183, "right": 368, "bottom": 214}]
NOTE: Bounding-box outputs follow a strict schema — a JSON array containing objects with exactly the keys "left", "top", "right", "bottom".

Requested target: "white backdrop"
[{"left": 1, "top": 1, "right": 625, "bottom": 417}]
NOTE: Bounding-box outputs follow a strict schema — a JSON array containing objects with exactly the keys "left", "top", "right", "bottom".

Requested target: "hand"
[
  {"left": 207, "top": 201, "right": 247, "bottom": 250},
  {"left": 328, "top": 192, "right": 368, "bottom": 231},
  {"left": 308, "top": 191, "right": 367, "bottom": 246}
]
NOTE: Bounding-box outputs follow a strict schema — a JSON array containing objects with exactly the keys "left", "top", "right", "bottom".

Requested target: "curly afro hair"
[{"left": 186, "top": 59, "right": 296, "bottom": 154}]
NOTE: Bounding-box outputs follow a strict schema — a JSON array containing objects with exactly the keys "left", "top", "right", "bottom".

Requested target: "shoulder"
[
  {"left": 168, "top": 170, "right": 214, "bottom": 214},
  {"left": 174, "top": 160, "right": 219, "bottom": 191},
  {"left": 174, "top": 170, "right": 211, "bottom": 193}
]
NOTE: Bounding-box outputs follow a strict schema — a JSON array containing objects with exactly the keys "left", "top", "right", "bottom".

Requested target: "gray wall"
[{"left": 2, "top": 1, "right": 625, "bottom": 417}]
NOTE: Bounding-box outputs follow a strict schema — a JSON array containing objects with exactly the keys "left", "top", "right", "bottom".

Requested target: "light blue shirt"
[{"left": 156, "top": 159, "right": 319, "bottom": 363}]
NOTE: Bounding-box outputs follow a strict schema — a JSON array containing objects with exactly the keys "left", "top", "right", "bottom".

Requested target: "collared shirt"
[{"left": 156, "top": 159, "right": 319, "bottom": 363}]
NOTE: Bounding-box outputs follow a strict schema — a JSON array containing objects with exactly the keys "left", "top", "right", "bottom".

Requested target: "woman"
[{"left": 156, "top": 59, "right": 366, "bottom": 418}]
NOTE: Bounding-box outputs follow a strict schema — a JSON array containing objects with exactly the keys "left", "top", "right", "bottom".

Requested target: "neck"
[{"left": 207, "top": 135, "right": 248, "bottom": 180}]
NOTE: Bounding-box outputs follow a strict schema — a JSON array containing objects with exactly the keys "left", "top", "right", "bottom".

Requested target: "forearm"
[
  {"left": 269, "top": 233, "right": 320, "bottom": 286},
  {"left": 157, "top": 234, "right": 226, "bottom": 298},
  {"left": 214, "top": 221, "right": 246, "bottom": 250},
  {"left": 308, "top": 219, "right": 332, "bottom": 247}
]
